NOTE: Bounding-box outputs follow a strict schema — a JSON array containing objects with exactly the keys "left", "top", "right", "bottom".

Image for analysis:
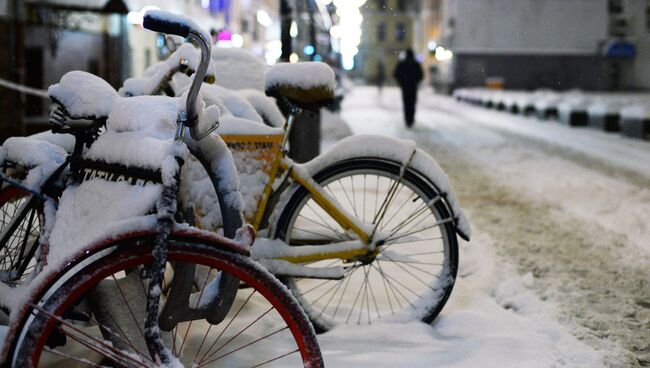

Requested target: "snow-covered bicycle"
[
  {"left": 207, "top": 69, "right": 473, "bottom": 331},
  {"left": 0, "top": 11, "right": 322, "bottom": 367},
  {"left": 1, "top": 20, "right": 472, "bottom": 335}
]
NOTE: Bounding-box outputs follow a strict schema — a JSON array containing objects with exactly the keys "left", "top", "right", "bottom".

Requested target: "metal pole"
[
  {"left": 307, "top": 0, "right": 316, "bottom": 60},
  {"left": 280, "top": 0, "right": 292, "bottom": 62}
]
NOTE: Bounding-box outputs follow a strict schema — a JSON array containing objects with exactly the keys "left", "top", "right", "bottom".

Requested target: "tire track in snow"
[{"left": 406, "top": 113, "right": 650, "bottom": 368}]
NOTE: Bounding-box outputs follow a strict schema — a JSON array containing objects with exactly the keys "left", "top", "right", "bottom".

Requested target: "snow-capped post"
[{"left": 265, "top": 62, "right": 335, "bottom": 163}]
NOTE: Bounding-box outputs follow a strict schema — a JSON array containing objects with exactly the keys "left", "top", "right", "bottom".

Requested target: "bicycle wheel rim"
[
  {"left": 276, "top": 158, "right": 458, "bottom": 331},
  {"left": 0, "top": 187, "right": 41, "bottom": 282},
  {"left": 13, "top": 242, "right": 322, "bottom": 367}
]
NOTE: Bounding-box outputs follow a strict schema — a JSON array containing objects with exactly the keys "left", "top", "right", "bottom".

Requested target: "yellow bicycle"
[{"left": 209, "top": 66, "right": 472, "bottom": 332}]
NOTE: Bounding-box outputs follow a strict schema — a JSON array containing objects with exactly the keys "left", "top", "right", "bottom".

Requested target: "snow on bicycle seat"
[
  {"left": 48, "top": 71, "right": 118, "bottom": 123},
  {"left": 84, "top": 92, "right": 219, "bottom": 170},
  {"left": 265, "top": 62, "right": 336, "bottom": 110}
]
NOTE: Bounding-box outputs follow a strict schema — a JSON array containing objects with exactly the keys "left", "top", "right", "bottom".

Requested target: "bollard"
[{"left": 288, "top": 109, "right": 321, "bottom": 163}]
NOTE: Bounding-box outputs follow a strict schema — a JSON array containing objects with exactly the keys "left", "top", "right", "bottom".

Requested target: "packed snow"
[
  {"left": 211, "top": 47, "right": 267, "bottom": 91},
  {"left": 334, "top": 86, "right": 649, "bottom": 367},
  {"left": 265, "top": 62, "right": 336, "bottom": 91},
  {"left": 48, "top": 71, "right": 118, "bottom": 118},
  {"left": 120, "top": 43, "right": 217, "bottom": 97}
]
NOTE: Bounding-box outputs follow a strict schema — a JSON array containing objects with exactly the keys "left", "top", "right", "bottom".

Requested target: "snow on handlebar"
[{"left": 142, "top": 10, "right": 216, "bottom": 141}]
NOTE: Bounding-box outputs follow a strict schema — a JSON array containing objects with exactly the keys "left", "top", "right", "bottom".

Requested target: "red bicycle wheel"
[{"left": 11, "top": 241, "right": 323, "bottom": 367}]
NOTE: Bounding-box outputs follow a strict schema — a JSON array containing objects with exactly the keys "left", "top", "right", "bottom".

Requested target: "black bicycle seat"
[{"left": 265, "top": 62, "right": 335, "bottom": 111}]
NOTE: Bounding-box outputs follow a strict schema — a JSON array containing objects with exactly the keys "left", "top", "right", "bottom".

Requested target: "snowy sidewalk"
[{"left": 315, "top": 87, "right": 607, "bottom": 367}]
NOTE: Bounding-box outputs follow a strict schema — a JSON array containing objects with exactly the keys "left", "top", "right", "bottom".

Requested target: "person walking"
[
  {"left": 393, "top": 48, "right": 424, "bottom": 127},
  {"left": 376, "top": 61, "right": 385, "bottom": 96}
]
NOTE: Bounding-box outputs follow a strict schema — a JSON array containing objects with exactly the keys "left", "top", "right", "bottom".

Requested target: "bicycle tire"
[
  {"left": 0, "top": 187, "right": 41, "bottom": 283},
  {"left": 10, "top": 240, "right": 323, "bottom": 367},
  {"left": 274, "top": 157, "right": 459, "bottom": 332}
]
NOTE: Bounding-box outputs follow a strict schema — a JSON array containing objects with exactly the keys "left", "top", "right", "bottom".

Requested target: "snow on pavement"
[
  {"left": 336, "top": 86, "right": 649, "bottom": 367},
  {"left": 313, "top": 87, "right": 621, "bottom": 367},
  {"left": 318, "top": 232, "right": 603, "bottom": 367}
]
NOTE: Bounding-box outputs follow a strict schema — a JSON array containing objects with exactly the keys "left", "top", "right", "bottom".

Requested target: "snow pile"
[
  {"left": 46, "top": 180, "right": 162, "bottom": 268},
  {"left": 587, "top": 100, "right": 623, "bottom": 117},
  {"left": 265, "top": 62, "right": 335, "bottom": 92},
  {"left": 85, "top": 94, "right": 189, "bottom": 169},
  {"left": 28, "top": 131, "right": 75, "bottom": 153},
  {"left": 211, "top": 47, "right": 267, "bottom": 91},
  {"left": 120, "top": 43, "right": 217, "bottom": 97},
  {"left": 216, "top": 115, "right": 283, "bottom": 136},
  {"left": 201, "top": 84, "right": 263, "bottom": 123},
  {"left": 238, "top": 89, "right": 285, "bottom": 127},
  {"left": 620, "top": 104, "right": 650, "bottom": 120},
  {"left": 1, "top": 136, "right": 68, "bottom": 189},
  {"left": 48, "top": 71, "right": 118, "bottom": 118},
  {"left": 557, "top": 93, "right": 590, "bottom": 115}
]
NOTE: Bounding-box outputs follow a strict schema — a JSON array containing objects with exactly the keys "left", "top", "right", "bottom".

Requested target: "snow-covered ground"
[{"left": 316, "top": 86, "right": 650, "bottom": 367}]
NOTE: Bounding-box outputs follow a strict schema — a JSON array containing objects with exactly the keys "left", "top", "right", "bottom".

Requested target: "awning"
[{"left": 26, "top": 0, "right": 129, "bottom": 14}]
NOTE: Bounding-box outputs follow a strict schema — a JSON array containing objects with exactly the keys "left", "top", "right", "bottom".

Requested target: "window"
[
  {"left": 397, "top": 0, "right": 407, "bottom": 11},
  {"left": 376, "top": 0, "right": 386, "bottom": 11},
  {"left": 377, "top": 22, "right": 387, "bottom": 41},
  {"left": 396, "top": 23, "right": 407, "bottom": 41},
  {"left": 608, "top": 0, "right": 623, "bottom": 14}
]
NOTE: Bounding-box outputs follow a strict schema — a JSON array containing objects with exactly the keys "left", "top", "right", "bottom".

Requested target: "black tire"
[
  {"left": 275, "top": 158, "right": 459, "bottom": 332},
  {"left": 11, "top": 240, "right": 323, "bottom": 367}
]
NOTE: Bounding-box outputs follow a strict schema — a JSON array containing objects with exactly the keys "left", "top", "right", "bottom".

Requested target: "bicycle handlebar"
[
  {"left": 143, "top": 10, "right": 191, "bottom": 38},
  {"left": 143, "top": 10, "right": 213, "bottom": 140}
]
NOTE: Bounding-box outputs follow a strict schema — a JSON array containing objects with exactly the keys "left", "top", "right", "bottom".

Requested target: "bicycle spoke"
[
  {"left": 366, "top": 266, "right": 382, "bottom": 320},
  {"left": 249, "top": 348, "right": 300, "bottom": 368},
  {"left": 111, "top": 275, "right": 146, "bottom": 343},
  {"left": 43, "top": 348, "right": 110, "bottom": 367},
  {"left": 384, "top": 217, "right": 454, "bottom": 244},
  {"left": 379, "top": 251, "right": 439, "bottom": 278},
  {"left": 372, "top": 262, "right": 408, "bottom": 310},
  {"left": 197, "top": 289, "right": 257, "bottom": 364},
  {"left": 200, "top": 306, "right": 274, "bottom": 364},
  {"left": 383, "top": 237, "right": 443, "bottom": 246},
  {"left": 373, "top": 262, "right": 418, "bottom": 308},
  {"left": 337, "top": 179, "right": 359, "bottom": 218},
  {"left": 31, "top": 305, "right": 149, "bottom": 367},
  {"left": 200, "top": 326, "right": 288, "bottom": 366}
]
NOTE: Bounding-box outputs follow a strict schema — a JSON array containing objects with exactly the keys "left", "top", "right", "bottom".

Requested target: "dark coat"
[{"left": 393, "top": 51, "right": 424, "bottom": 89}]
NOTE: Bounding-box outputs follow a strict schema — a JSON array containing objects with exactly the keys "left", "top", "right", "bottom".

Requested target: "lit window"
[{"left": 396, "top": 23, "right": 407, "bottom": 41}]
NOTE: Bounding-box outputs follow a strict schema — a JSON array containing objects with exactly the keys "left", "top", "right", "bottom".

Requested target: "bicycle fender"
[{"left": 300, "top": 135, "right": 471, "bottom": 241}]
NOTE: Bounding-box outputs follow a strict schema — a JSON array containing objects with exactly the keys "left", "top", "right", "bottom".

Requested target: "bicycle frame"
[{"left": 230, "top": 106, "right": 376, "bottom": 265}]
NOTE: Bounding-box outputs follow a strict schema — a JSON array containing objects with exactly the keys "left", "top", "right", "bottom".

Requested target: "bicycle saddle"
[
  {"left": 48, "top": 71, "right": 119, "bottom": 123},
  {"left": 264, "top": 62, "right": 336, "bottom": 111}
]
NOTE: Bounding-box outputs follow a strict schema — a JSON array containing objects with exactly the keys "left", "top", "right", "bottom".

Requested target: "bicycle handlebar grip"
[{"left": 143, "top": 10, "right": 191, "bottom": 38}]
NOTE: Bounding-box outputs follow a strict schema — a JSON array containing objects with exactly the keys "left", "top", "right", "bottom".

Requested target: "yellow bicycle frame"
[{"left": 221, "top": 112, "right": 373, "bottom": 264}]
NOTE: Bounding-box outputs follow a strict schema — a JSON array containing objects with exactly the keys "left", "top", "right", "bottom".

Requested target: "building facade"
[
  {"left": 435, "top": 0, "right": 650, "bottom": 91},
  {"left": 356, "top": 0, "right": 419, "bottom": 82}
]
